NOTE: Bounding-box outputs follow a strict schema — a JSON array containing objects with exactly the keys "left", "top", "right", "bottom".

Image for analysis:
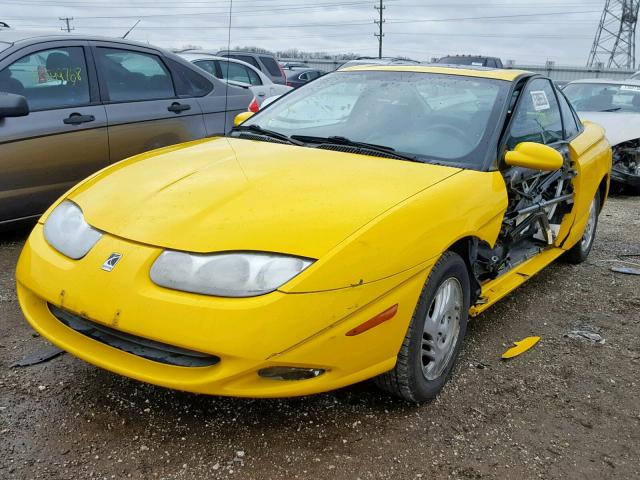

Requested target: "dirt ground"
[{"left": 1, "top": 195, "right": 639, "bottom": 480}]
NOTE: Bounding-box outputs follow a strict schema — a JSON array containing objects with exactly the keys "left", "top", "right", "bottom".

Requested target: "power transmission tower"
[
  {"left": 587, "top": 0, "right": 640, "bottom": 69},
  {"left": 374, "top": 0, "right": 385, "bottom": 59},
  {"left": 59, "top": 17, "right": 74, "bottom": 33}
]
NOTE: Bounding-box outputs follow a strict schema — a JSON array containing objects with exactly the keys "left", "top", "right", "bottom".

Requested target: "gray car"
[{"left": 0, "top": 31, "right": 253, "bottom": 228}]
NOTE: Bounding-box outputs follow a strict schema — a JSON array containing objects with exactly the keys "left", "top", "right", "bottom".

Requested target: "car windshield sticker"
[
  {"left": 620, "top": 85, "right": 640, "bottom": 92},
  {"left": 530, "top": 90, "right": 551, "bottom": 111}
]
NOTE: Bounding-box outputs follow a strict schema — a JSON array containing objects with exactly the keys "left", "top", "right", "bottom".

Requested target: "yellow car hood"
[{"left": 70, "top": 137, "right": 460, "bottom": 259}]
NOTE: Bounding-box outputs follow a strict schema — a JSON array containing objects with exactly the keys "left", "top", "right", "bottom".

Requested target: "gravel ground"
[{"left": 1, "top": 195, "right": 639, "bottom": 480}]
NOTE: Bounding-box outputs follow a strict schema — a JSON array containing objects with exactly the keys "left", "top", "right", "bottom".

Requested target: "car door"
[
  {"left": 502, "top": 77, "right": 590, "bottom": 247},
  {"left": 91, "top": 42, "right": 206, "bottom": 162},
  {"left": 0, "top": 41, "right": 108, "bottom": 224}
]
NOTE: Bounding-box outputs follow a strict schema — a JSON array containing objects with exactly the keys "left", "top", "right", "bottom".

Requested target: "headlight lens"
[
  {"left": 150, "top": 251, "right": 314, "bottom": 297},
  {"left": 43, "top": 200, "right": 102, "bottom": 259}
]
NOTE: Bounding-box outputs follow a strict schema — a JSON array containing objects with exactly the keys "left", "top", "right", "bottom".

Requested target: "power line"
[{"left": 374, "top": 0, "right": 385, "bottom": 58}]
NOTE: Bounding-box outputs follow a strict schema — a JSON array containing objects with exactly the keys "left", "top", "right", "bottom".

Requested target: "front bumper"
[{"left": 16, "top": 225, "right": 428, "bottom": 397}]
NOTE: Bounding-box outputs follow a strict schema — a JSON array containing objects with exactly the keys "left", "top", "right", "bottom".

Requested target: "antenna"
[
  {"left": 223, "top": 0, "right": 233, "bottom": 135},
  {"left": 122, "top": 19, "right": 141, "bottom": 39}
]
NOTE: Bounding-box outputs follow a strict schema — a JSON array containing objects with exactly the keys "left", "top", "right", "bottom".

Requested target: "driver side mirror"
[
  {"left": 234, "top": 111, "right": 254, "bottom": 126},
  {"left": 0, "top": 92, "right": 29, "bottom": 118},
  {"left": 504, "top": 142, "right": 563, "bottom": 171}
]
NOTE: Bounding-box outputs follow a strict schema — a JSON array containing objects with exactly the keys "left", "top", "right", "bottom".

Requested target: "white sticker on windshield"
[
  {"left": 530, "top": 90, "right": 551, "bottom": 111},
  {"left": 620, "top": 85, "right": 640, "bottom": 92}
]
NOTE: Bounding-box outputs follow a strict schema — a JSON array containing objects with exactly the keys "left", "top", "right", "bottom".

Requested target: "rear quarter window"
[{"left": 259, "top": 56, "right": 282, "bottom": 77}]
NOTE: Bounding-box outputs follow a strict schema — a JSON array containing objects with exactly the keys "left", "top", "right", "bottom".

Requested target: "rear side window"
[
  {"left": 96, "top": 48, "right": 175, "bottom": 102},
  {"left": 227, "top": 54, "right": 261, "bottom": 70},
  {"left": 193, "top": 60, "right": 217, "bottom": 77},
  {"left": 0, "top": 46, "right": 90, "bottom": 111},
  {"left": 507, "top": 78, "right": 563, "bottom": 149},
  {"left": 556, "top": 90, "right": 580, "bottom": 139},
  {"left": 259, "top": 56, "right": 282, "bottom": 77},
  {"left": 218, "top": 61, "right": 251, "bottom": 84},
  {"left": 166, "top": 59, "right": 212, "bottom": 97}
]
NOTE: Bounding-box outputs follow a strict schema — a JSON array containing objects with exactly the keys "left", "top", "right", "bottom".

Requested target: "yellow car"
[{"left": 16, "top": 65, "right": 611, "bottom": 401}]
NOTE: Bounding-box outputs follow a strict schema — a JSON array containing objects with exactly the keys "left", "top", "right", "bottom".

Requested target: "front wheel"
[
  {"left": 374, "top": 251, "right": 470, "bottom": 402},
  {"left": 564, "top": 191, "right": 600, "bottom": 264}
]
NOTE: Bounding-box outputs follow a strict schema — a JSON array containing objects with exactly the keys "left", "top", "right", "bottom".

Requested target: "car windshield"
[
  {"left": 241, "top": 70, "right": 509, "bottom": 167},
  {"left": 563, "top": 82, "right": 640, "bottom": 113}
]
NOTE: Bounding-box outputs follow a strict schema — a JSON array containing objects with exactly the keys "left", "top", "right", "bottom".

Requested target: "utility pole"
[
  {"left": 59, "top": 17, "right": 74, "bottom": 33},
  {"left": 587, "top": 0, "right": 639, "bottom": 69},
  {"left": 374, "top": 0, "right": 385, "bottom": 59}
]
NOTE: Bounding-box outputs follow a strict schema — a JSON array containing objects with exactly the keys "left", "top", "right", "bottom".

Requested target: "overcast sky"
[{"left": 0, "top": 0, "right": 620, "bottom": 65}]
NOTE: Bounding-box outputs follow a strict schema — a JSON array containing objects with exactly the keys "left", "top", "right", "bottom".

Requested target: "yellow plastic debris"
[{"left": 501, "top": 336, "right": 540, "bottom": 359}]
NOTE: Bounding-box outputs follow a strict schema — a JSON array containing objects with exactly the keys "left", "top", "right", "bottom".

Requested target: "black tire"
[
  {"left": 374, "top": 251, "right": 470, "bottom": 402},
  {"left": 564, "top": 190, "right": 600, "bottom": 264}
]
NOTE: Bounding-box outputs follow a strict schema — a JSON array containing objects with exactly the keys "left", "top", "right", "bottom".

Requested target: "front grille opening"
[{"left": 48, "top": 304, "right": 220, "bottom": 368}]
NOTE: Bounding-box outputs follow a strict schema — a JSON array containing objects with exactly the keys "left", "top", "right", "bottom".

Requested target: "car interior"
[{"left": 0, "top": 48, "right": 90, "bottom": 111}]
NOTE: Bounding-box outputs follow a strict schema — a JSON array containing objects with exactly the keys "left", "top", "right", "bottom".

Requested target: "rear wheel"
[
  {"left": 564, "top": 191, "right": 600, "bottom": 264},
  {"left": 374, "top": 252, "right": 470, "bottom": 402}
]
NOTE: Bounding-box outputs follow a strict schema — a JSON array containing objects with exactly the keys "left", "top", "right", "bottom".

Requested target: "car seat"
[{"left": 0, "top": 68, "right": 25, "bottom": 95}]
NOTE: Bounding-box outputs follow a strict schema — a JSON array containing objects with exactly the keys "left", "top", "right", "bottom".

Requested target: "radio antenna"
[{"left": 223, "top": 0, "right": 233, "bottom": 135}]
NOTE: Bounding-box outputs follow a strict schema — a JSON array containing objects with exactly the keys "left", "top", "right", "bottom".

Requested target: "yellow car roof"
[{"left": 339, "top": 64, "right": 530, "bottom": 81}]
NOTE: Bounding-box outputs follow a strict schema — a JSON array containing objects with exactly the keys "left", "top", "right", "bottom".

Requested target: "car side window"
[
  {"left": 0, "top": 46, "right": 90, "bottom": 111},
  {"left": 228, "top": 54, "right": 261, "bottom": 70},
  {"left": 556, "top": 90, "right": 580, "bottom": 139},
  {"left": 218, "top": 61, "right": 250, "bottom": 84},
  {"left": 507, "top": 78, "right": 563, "bottom": 150},
  {"left": 258, "top": 56, "right": 282, "bottom": 77},
  {"left": 308, "top": 71, "right": 321, "bottom": 80},
  {"left": 298, "top": 72, "right": 308, "bottom": 81},
  {"left": 95, "top": 48, "right": 175, "bottom": 102},
  {"left": 193, "top": 60, "right": 217, "bottom": 77},
  {"left": 245, "top": 66, "right": 262, "bottom": 86},
  {"left": 166, "top": 59, "right": 212, "bottom": 97}
]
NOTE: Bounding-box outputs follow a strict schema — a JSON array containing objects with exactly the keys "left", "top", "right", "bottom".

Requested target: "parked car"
[
  {"left": 176, "top": 51, "right": 291, "bottom": 108},
  {"left": 280, "top": 61, "right": 307, "bottom": 69},
  {"left": 564, "top": 78, "right": 640, "bottom": 191},
  {"left": 436, "top": 55, "right": 503, "bottom": 68},
  {"left": 284, "top": 67, "right": 324, "bottom": 88},
  {"left": 16, "top": 65, "right": 610, "bottom": 402},
  {"left": 0, "top": 30, "right": 252, "bottom": 228},
  {"left": 216, "top": 50, "right": 287, "bottom": 85},
  {"left": 340, "top": 56, "right": 419, "bottom": 68}
]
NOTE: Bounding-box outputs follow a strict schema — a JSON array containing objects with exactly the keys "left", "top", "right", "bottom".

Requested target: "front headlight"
[
  {"left": 43, "top": 200, "right": 102, "bottom": 259},
  {"left": 150, "top": 251, "right": 314, "bottom": 297}
]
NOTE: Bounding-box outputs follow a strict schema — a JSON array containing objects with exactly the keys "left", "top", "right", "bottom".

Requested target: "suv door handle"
[
  {"left": 168, "top": 102, "right": 191, "bottom": 113},
  {"left": 63, "top": 113, "right": 95, "bottom": 125}
]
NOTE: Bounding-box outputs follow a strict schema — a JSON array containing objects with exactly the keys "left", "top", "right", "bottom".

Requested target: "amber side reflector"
[{"left": 345, "top": 304, "right": 398, "bottom": 336}]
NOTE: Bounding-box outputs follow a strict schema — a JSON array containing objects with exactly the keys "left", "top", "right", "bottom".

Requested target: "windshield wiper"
[
  {"left": 600, "top": 107, "right": 622, "bottom": 112},
  {"left": 290, "top": 135, "right": 423, "bottom": 163},
  {"left": 231, "top": 124, "right": 304, "bottom": 146}
]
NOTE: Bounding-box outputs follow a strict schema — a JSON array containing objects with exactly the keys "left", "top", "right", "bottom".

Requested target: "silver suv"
[{"left": 216, "top": 50, "right": 286, "bottom": 85}]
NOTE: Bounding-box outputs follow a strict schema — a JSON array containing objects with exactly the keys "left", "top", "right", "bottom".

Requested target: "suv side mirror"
[
  {"left": 504, "top": 142, "right": 563, "bottom": 171},
  {"left": 0, "top": 92, "right": 29, "bottom": 118}
]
